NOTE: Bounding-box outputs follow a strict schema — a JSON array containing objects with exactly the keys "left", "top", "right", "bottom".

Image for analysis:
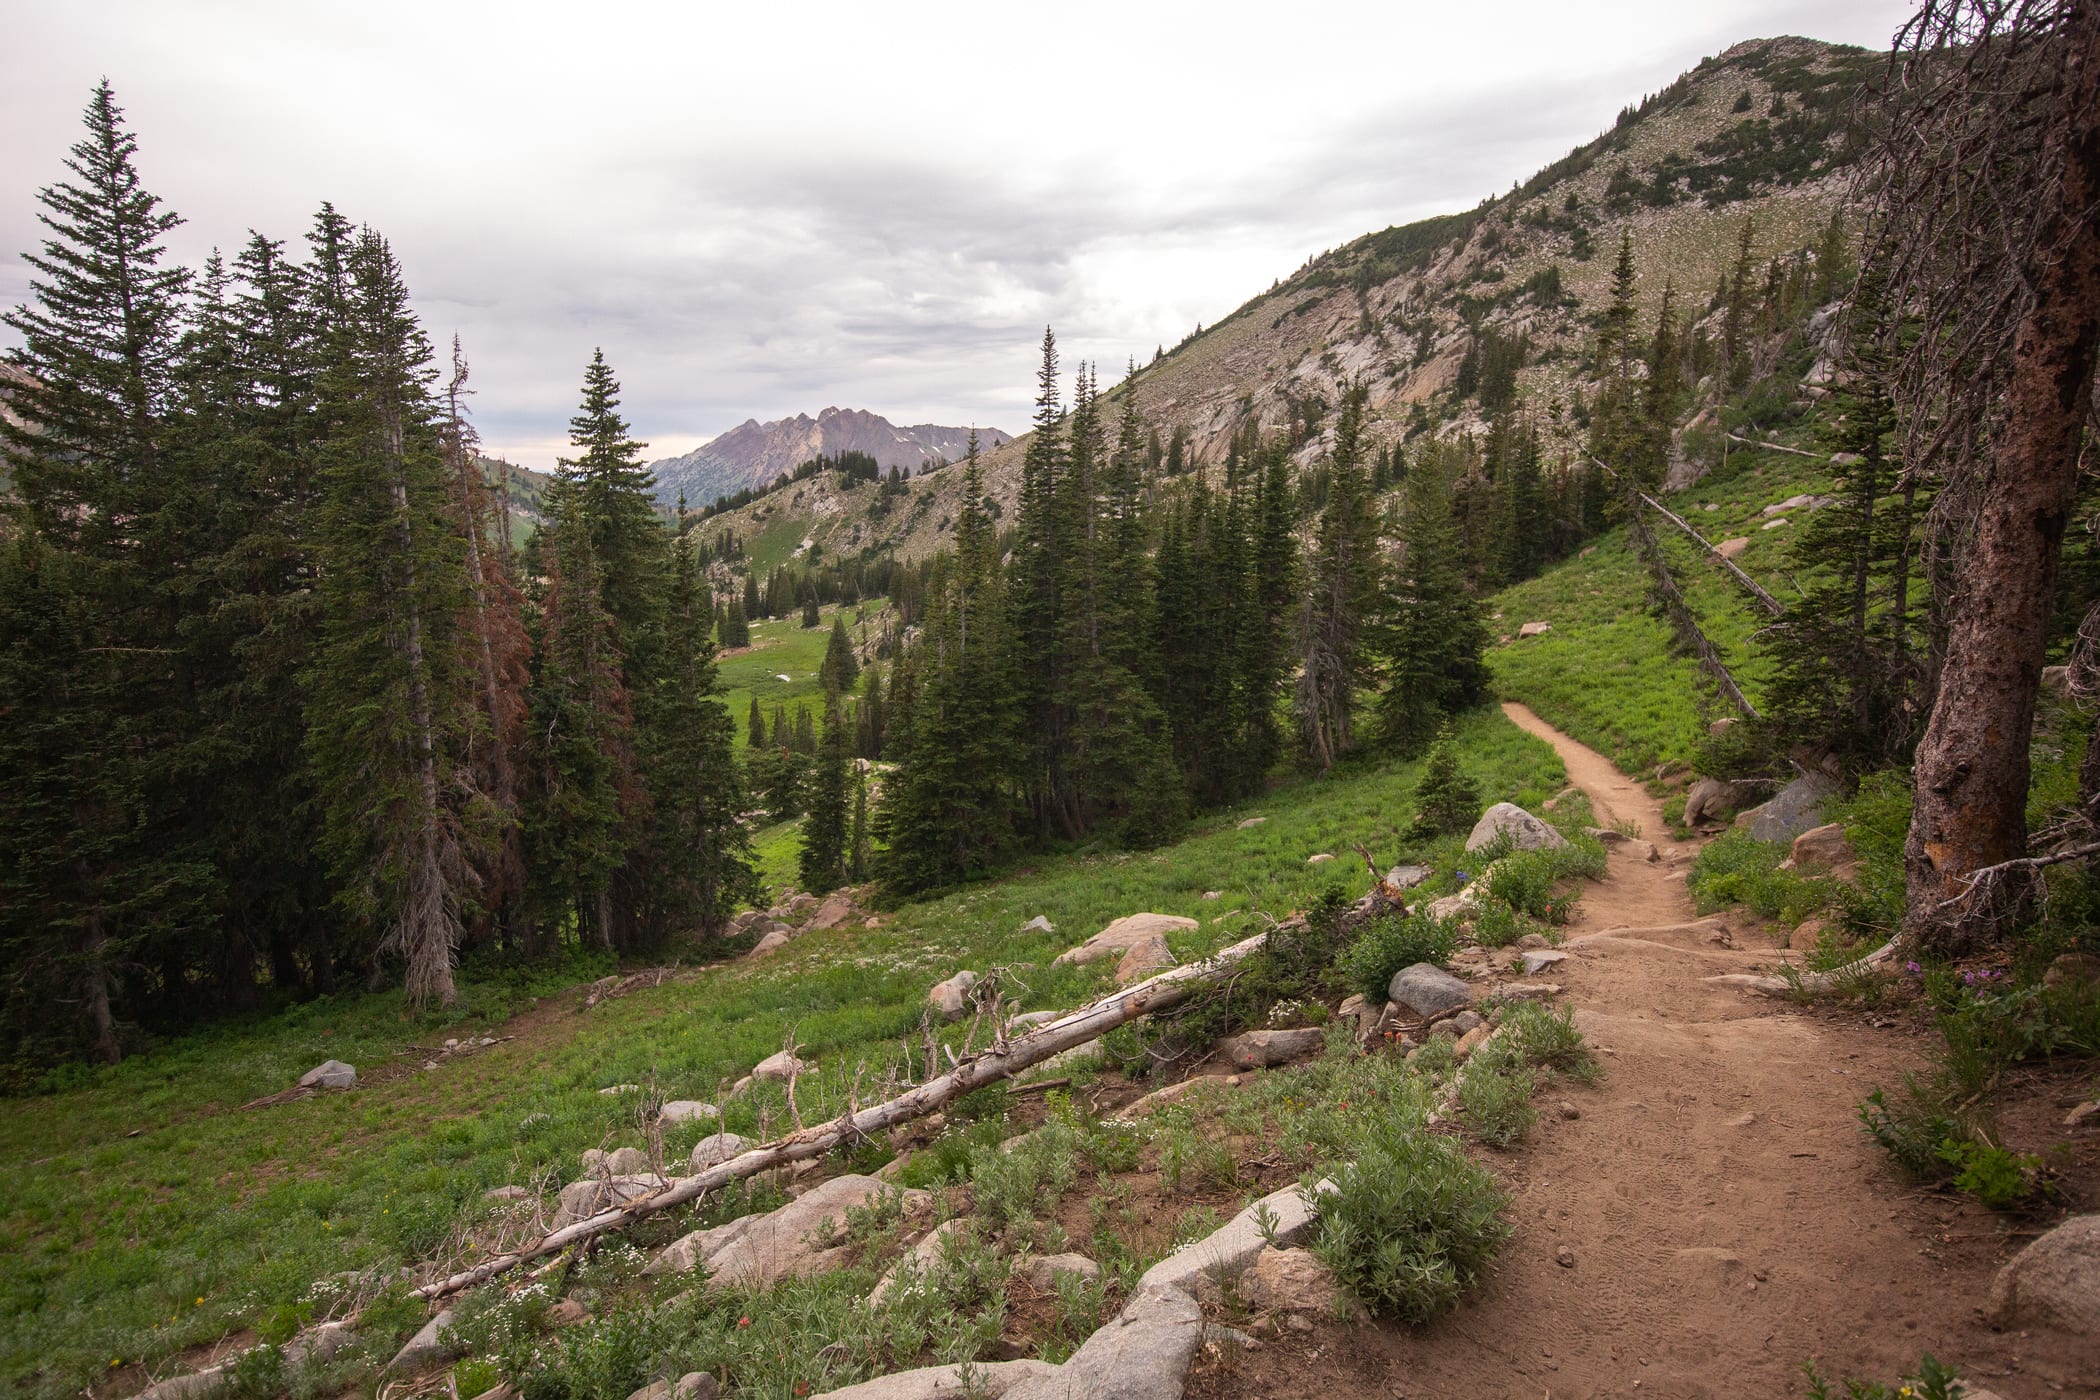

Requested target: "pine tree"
[
  {"left": 1295, "top": 382, "right": 1381, "bottom": 772},
  {"left": 747, "top": 694, "right": 766, "bottom": 748},
  {"left": 799, "top": 699, "right": 850, "bottom": 892},
  {"left": 1409, "top": 726, "right": 1482, "bottom": 836},
  {"left": 1008, "top": 328, "right": 1071, "bottom": 835},
  {"left": 1374, "top": 447, "right": 1490, "bottom": 755},
  {"left": 821, "top": 614, "right": 859, "bottom": 694},
  {"left": 801, "top": 591, "right": 820, "bottom": 628},
  {"left": 1721, "top": 218, "right": 1758, "bottom": 388},
  {"left": 303, "top": 231, "right": 484, "bottom": 1006}
]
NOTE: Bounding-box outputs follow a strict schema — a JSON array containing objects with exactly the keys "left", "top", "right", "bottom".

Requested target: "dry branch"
[
  {"left": 1626, "top": 505, "right": 1761, "bottom": 719},
  {"left": 413, "top": 931, "right": 1272, "bottom": 1300},
  {"left": 1635, "top": 490, "right": 1786, "bottom": 617}
]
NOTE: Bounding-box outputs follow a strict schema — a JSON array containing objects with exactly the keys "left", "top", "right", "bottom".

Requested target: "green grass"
[
  {"left": 0, "top": 705, "right": 1565, "bottom": 1398},
  {"left": 1486, "top": 445, "right": 1837, "bottom": 773},
  {"left": 718, "top": 604, "right": 869, "bottom": 754}
]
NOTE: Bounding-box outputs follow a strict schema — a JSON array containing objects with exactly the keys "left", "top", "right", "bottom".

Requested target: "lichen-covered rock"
[{"left": 1464, "top": 803, "right": 1567, "bottom": 854}]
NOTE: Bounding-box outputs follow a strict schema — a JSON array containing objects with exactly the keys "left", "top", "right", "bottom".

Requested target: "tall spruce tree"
[
  {"left": 799, "top": 699, "right": 851, "bottom": 892},
  {"left": 1294, "top": 382, "right": 1381, "bottom": 773},
  {"left": 1374, "top": 448, "right": 1490, "bottom": 754}
]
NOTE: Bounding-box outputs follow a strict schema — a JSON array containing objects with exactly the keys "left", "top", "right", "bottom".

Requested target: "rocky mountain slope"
[
  {"left": 693, "top": 35, "right": 1877, "bottom": 564},
  {"left": 648, "top": 407, "right": 1012, "bottom": 510}
]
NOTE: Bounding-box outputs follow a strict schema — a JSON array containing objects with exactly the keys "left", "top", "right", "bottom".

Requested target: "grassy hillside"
[{"left": 0, "top": 709, "right": 1567, "bottom": 1398}]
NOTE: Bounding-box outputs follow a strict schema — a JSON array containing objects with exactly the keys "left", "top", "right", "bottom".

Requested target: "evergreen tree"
[
  {"left": 1374, "top": 447, "right": 1490, "bottom": 755},
  {"left": 1295, "top": 382, "right": 1381, "bottom": 772},
  {"left": 801, "top": 591, "right": 820, "bottom": 628},
  {"left": 1721, "top": 217, "right": 1758, "bottom": 388},
  {"left": 820, "top": 613, "right": 859, "bottom": 694},
  {"left": 1408, "top": 726, "right": 1482, "bottom": 836},
  {"left": 747, "top": 694, "right": 766, "bottom": 748},
  {"left": 799, "top": 700, "right": 850, "bottom": 892}
]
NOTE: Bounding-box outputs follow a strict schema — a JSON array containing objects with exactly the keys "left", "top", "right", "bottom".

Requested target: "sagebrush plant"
[{"left": 1457, "top": 1059, "right": 1537, "bottom": 1147}]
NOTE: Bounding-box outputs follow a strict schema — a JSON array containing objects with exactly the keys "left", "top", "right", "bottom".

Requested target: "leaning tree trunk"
[{"left": 1904, "top": 5, "right": 2100, "bottom": 954}]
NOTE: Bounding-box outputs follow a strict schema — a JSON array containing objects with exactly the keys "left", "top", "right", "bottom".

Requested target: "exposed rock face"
[
  {"left": 647, "top": 408, "right": 1013, "bottom": 509},
  {"left": 692, "top": 1175, "right": 929, "bottom": 1288},
  {"left": 1987, "top": 1214, "right": 2100, "bottom": 1335},
  {"left": 299, "top": 1060, "right": 356, "bottom": 1090},
  {"left": 1216, "top": 1028, "right": 1326, "bottom": 1069},
  {"left": 1464, "top": 803, "right": 1567, "bottom": 853},
  {"left": 1053, "top": 913, "right": 1197, "bottom": 966},
  {"left": 1387, "top": 963, "right": 1474, "bottom": 1019},
  {"left": 1738, "top": 772, "right": 1843, "bottom": 841}
]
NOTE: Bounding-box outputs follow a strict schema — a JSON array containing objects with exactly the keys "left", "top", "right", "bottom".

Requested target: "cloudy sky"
[{"left": 2, "top": 0, "right": 1913, "bottom": 470}]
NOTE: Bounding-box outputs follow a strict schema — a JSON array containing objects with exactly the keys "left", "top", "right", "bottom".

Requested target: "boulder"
[
  {"left": 645, "top": 1212, "right": 762, "bottom": 1278},
  {"left": 1019, "top": 1252, "right": 1102, "bottom": 1291},
  {"left": 1453, "top": 1023, "right": 1492, "bottom": 1060},
  {"left": 483, "top": 1185, "right": 530, "bottom": 1202},
  {"left": 1739, "top": 772, "right": 1843, "bottom": 841},
  {"left": 1788, "top": 823, "right": 1855, "bottom": 870},
  {"left": 1519, "top": 949, "right": 1568, "bottom": 975},
  {"left": 1715, "top": 537, "right": 1751, "bottom": 559},
  {"left": 282, "top": 1320, "right": 357, "bottom": 1370},
  {"left": 1237, "top": 816, "right": 1266, "bottom": 829},
  {"left": 787, "top": 893, "right": 821, "bottom": 916},
  {"left": 1788, "top": 918, "right": 1827, "bottom": 952},
  {"left": 808, "top": 892, "right": 856, "bottom": 930},
  {"left": 625, "top": 1376, "right": 719, "bottom": 1400},
  {"left": 1387, "top": 963, "right": 1474, "bottom": 1020},
  {"left": 388, "top": 1309, "right": 456, "bottom": 1373},
  {"left": 1763, "top": 493, "right": 1815, "bottom": 516},
  {"left": 659, "top": 1100, "right": 718, "bottom": 1126},
  {"left": 1986, "top": 1214, "right": 2100, "bottom": 1335},
  {"left": 1008, "top": 1009, "right": 1058, "bottom": 1031},
  {"left": 1762, "top": 517, "right": 1790, "bottom": 530},
  {"left": 1708, "top": 717, "right": 1738, "bottom": 739},
  {"left": 752, "top": 1050, "right": 811, "bottom": 1082},
  {"left": 1517, "top": 621, "right": 1553, "bottom": 638},
  {"left": 1053, "top": 913, "right": 1198, "bottom": 967},
  {"left": 1006, "top": 1285, "right": 1204, "bottom": 1400},
  {"left": 604, "top": 1146, "right": 651, "bottom": 1175},
  {"left": 817, "top": 1361, "right": 1057, "bottom": 1400},
  {"left": 1020, "top": 915, "right": 1056, "bottom": 935},
  {"left": 748, "top": 931, "right": 790, "bottom": 958},
  {"left": 1386, "top": 864, "right": 1431, "bottom": 889},
  {"left": 1140, "top": 1180, "right": 1334, "bottom": 1296},
  {"left": 1239, "top": 1246, "right": 1352, "bottom": 1319},
  {"left": 704, "top": 1176, "right": 929, "bottom": 1288},
  {"left": 690, "top": 1132, "right": 750, "bottom": 1171},
  {"left": 554, "top": 1173, "right": 659, "bottom": 1228},
  {"left": 299, "top": 1060, "right": 357, "bottom": 1090},
  {"left": 1447, "top": 1010, "right": 1483, "bottom": 1036},
  {"left": 1683, "top": 777, "right": 1758, "bottom": 827},
  {"left": 1216, "top": 1028, "right": 1326, "bottom": 1070},
  {"left": 1117, "top": 1077, "right": 1232, "bottom": 1119},
  {"left": 927, "top": 970, "right": 978, "bottom": 1022},
  {"left": 1464, "top": 803, "right": 1567, "bottom": 854},
  {"left": 1114, "top": 934, "right": 1177, "bottom": 986}
]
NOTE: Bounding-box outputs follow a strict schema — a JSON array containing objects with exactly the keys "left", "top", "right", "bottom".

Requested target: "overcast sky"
[{"left": 2, "top": 0, "right": 1914, "bottom": 471}]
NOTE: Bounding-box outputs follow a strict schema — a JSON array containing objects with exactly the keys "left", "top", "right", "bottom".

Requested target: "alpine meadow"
[{"left": 4, "top": 6, "right": 2100, "bottom": 1400}]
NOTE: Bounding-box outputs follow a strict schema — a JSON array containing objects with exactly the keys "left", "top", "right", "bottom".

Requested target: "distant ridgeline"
[{"left": 647, "top": 407, "right": 1012, "bottom": 515}]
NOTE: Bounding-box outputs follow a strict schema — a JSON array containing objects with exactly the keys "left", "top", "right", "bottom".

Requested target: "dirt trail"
[{"left": 1218, "top": 704, "right": 2092, "bottom": 1399}]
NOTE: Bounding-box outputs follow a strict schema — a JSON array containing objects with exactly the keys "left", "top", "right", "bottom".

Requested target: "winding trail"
[{"left": 1228, "top": 705, "right": 2092, "bottom": 1398}]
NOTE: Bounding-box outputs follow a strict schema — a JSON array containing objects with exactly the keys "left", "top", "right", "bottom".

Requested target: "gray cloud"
[{"left": 1, "top": 0, "right": 1913, "bottom": 469}]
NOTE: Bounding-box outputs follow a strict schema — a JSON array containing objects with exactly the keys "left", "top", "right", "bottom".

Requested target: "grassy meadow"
[{"left": 0, "top": 708, "right": 1566, "bottom": 1398}]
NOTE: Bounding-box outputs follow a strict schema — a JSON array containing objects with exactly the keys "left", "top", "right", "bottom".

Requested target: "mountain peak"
[{"left": 648, "top": 408, "right": 1013, "bottom": 509}]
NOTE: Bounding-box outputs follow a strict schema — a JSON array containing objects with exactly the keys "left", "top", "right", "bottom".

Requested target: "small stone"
[
  {"left": 1019, "top": 1252, "right": 1101, "bottom": 1290},
  {"left": 1238, "top": 816, "right": 1266, "bottom": 829},
  {"left": 1385, "top": 864, "right": 1431, "bottom": 889},
  {"left": 1557, "top": 1100, "right": 1579, "bottom": 1120},
  {"left": 388, "top": 1308, "right": 456, "bottom": 1373},
  {"left": 1008, "top": 1009, "right": 1059, "bottom": 1031},
  {"left": 1307, "top": 852, "right": 1335, "bottom": 864},
  {"left": 672, "top": 1375, "right": 717, "bottom": 1400},
  {"left": 1520, "top": 949, "right": 1568, "bottom": 975},
  {"left": 1337, "top": 994, "right": 1366, "bottom": 1021},
  {"left": 2043, "top": 952, "right": 2100, "bottom": 990},
  {"left": 1788, "top": 823, "right": 1856, "bottom": 871},
  {"left": 1517, "top": 621, "right": 1552, "bottom": 638},
  {"left": 1453, "top": 1024, "right": 1490, "bottom": 1060},
  {"left": 1020, "top": 915, "right": 1057, "bottom": 935},
  {"left": 1053, "top": 912, "right": 1197, "bottom": 967},
  {"left": 1716, "top": 537, "right": 1750, "bottom": 559},
  {"left": 1517, "top": 932, "right": 1550, "bottom": 950},
  {"left": 1201, "top": 890, "right": 1222, "bottom": 900},
  {"left": 1217, "top": 1027, "right": 1326, "bottom": 1070},
  {"left": 1556, "top": 1246, "right": 1576, "bottom": 1268},
  {"left": 1447, "top": 1010, "right": 1484, "bottom": 1036}
]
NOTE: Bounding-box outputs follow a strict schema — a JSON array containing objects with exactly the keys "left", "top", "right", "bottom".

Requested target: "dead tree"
[{"left": 1866, "top": 0, "right": 2100, "bottom": 953}]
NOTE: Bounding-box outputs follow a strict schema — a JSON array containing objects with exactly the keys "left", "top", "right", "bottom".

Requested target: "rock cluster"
[{"left": 733, "top": 889, "right": 865, "bottom": 958}]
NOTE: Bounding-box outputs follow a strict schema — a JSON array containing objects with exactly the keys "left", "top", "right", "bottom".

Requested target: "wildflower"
[
  {"left": 1904, "top": 961, "right": 1922, "bottom": 976},
  {"left": 737, "top": 1316, "right": 752, "bottom": 1328}
]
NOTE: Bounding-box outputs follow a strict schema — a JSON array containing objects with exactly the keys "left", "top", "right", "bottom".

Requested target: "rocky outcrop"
[
  {"left": 1053, "top": 914, "right": 1197, "bottom": 967},
  {"left": 647, "top": 409, "right": 1013, "bottom": 511}
]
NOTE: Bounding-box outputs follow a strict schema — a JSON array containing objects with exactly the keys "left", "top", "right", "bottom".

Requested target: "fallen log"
[
  {"left": 1705, "top": 939, "right": 1898, "bottom": 998},
  {"left": 414, "top": 930, "right": 1273, "bottom": 1300}
]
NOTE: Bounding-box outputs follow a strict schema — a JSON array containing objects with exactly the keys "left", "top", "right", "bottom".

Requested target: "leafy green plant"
[
  {"left": 1337, "top": 910, "right": 1460, "bottom": 1001},
  {"left": 1457, "top": 1061, "right": 1537, "bottom": 1147},
  {"left": 1802, "top": 1352, "right": 1963, "bottom": 1400},
  {"left": 1494, "top": 1001, "right": 1599, "bottom": 1081},
  {"left": 1937, "top": 1138, "right": 2044, "bottom": 1211},
  {"left": 1688, "top": 828, "right": 1834, "bottom": 925},
  {"left": 1312, "top": 1110, "right": 1512, "bottom": 1323}
]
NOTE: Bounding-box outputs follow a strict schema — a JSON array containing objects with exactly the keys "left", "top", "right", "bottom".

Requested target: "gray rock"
[
  {"left": 1517, "top": 621, "right": 1552, "bottom": 638},
  {"left": 299, "top": 1059, "right": 356, "bottom": 1090},
  {"left": 604, "top": 1146, "right": 652, "bottom": 1175},
  {"left": 1140, "top": 1180, "right": 1333, "bottom": 1296},
  {"left": 282, "top": 1320, "right": 356, "bottom": 1370},
  {"left": 673, "top": 1376, "right": 717, "bottom": 1400},
  {"left": 659, "top": 1100, "right": 718, "bottom": 1125},
  {"left": 1306, "top": 852, "right": 1334, "bottom": 864},
  {"left": 1684, "top": 777, "right": 1758, "bottom": 827},
  {"left": 1005, "top": 1284, "right": 1204, "bottom": 1400},
  {"left": 554, "top": 1173, "right": 659, "bottom": 1228},
  {"left": 1987, "top": 1213, "right": 2100, "bottom": 1335},
  {"left": 1053, "top": 913, "right": 1197, "bottom": 967},
  {"left": 1237, "top": 816, "right": 1266, "bottom": 829},
  {"left": 1216, "top": 1027, "right": 1326, "bottom": 1070},
  {"left": 1464, "top": 803, "right": 1567, "bottom": 854},
  {"left": 1520, "top": 949, "right": 1569, "bottom": 975},
  {"left": 748, "top": 931, "right": 791, "bottom": 957},
  {"left": 2045, "top": 953, "right": 2100, "bottom": 990},
  {"left": 644, "top": 1212, "right": 762, "bottom": 1278},
  {"left": 816, "top": 1361, "right": 1057, "bottom": 1400},
  {"left": 1020, "top": 915, "right": 1057, "bottom": 935},
  {"left": 690, "top": 1132, "right": 750, "bottom": 1170},
  {"left": 1239, "top": 1247, "right": 1353, "bottom": 1319},
  {"left": 807, "top": 892, "right": 856, "bottom": 930},
  {"left": 1008, "top": 1009, "right": 1059, "bottom": 1031},
  {"left": 928, "top": 970, "right": 978, "bottom": 1022},
  {"left": 483, "top": 1185, "right": 531, "bottom": 1202},
  {"left": 1387, "top": 963, "right": 1474, "bottom": 1020},
  {"left": 1446, "top": 1010, "right": 1483, "bottom": 1036},
  {"left": 1113, "top": 934, "right": 1176, "bottom": 986},
  {"left": 870, "top": 1217, "right": 971, "bottom": 1308},
  {"left": 752, "top": 1050, "right": 811, "bottom": 1082},
  {"left": 138, "top": 1365, "right": 234, "bottom": 1400},
  {"left": 1019, "top": 1252, "right": 1102, "bottom": 1291},
  {"left": 388, "top": 1308, "right": 456, "bottom": 1373},
  {"left": 1787, "top": 822, "right": 1855, "bottom": 870},
  {"left": 705, "top": 1175, "right": 929, "bottom": 1288},
  {"left": 1385, "top": 864, "right": 1432, "bottom": 889},
  {"left": 1740, "top": 772, "right": 1843, "bottom": 842}
]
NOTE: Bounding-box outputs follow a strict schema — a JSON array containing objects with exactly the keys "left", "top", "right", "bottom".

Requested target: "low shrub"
[
  {"left": 1802, "top": 1352, "right": 1964, "bottom": 1400},
  {"left": 1687, "top": 828, "right": 1834, "bottom": 925},
  {"left": 1457, "top": 1061, "right": 1536, "bottom": 1147},
  {"left": 1337, "top": 909, "right": 1460, "bottom": 1001},
  {"left": 1312, "top": 1110, "right": 1511, "bottom": 1323}
]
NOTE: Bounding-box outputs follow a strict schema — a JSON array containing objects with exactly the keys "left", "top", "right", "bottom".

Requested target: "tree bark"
[{"left": 1904, "top": 7, "right": 2100, "bottom": 954}]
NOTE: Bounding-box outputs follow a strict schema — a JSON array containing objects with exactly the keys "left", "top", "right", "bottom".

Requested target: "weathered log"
[{"left": 414, "top": 931, "right": 1272, "bottom": 1300}]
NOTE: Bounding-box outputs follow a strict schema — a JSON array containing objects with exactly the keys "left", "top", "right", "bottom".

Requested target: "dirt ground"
[{"left": 1191, "top": 702, "right": 2098, "bottom": 1400}]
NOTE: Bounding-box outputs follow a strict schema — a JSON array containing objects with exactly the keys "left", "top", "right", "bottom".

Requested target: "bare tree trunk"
[
  {"left": 1905, "top": 6, "right": 2100, "bottom": 953},
  {"left": 77, "top": 904, "right": 120, "bottom": 1064}
]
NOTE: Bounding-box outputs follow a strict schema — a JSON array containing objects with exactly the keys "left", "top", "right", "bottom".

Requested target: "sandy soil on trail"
[{"left": 1198, "top": 703, "right": 2097, "bottom": 1400}]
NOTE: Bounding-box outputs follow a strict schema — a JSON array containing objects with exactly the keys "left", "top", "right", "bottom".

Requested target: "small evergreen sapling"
[{"left": 1410, "top": 729, "right": 1481, "bottom": 837}]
